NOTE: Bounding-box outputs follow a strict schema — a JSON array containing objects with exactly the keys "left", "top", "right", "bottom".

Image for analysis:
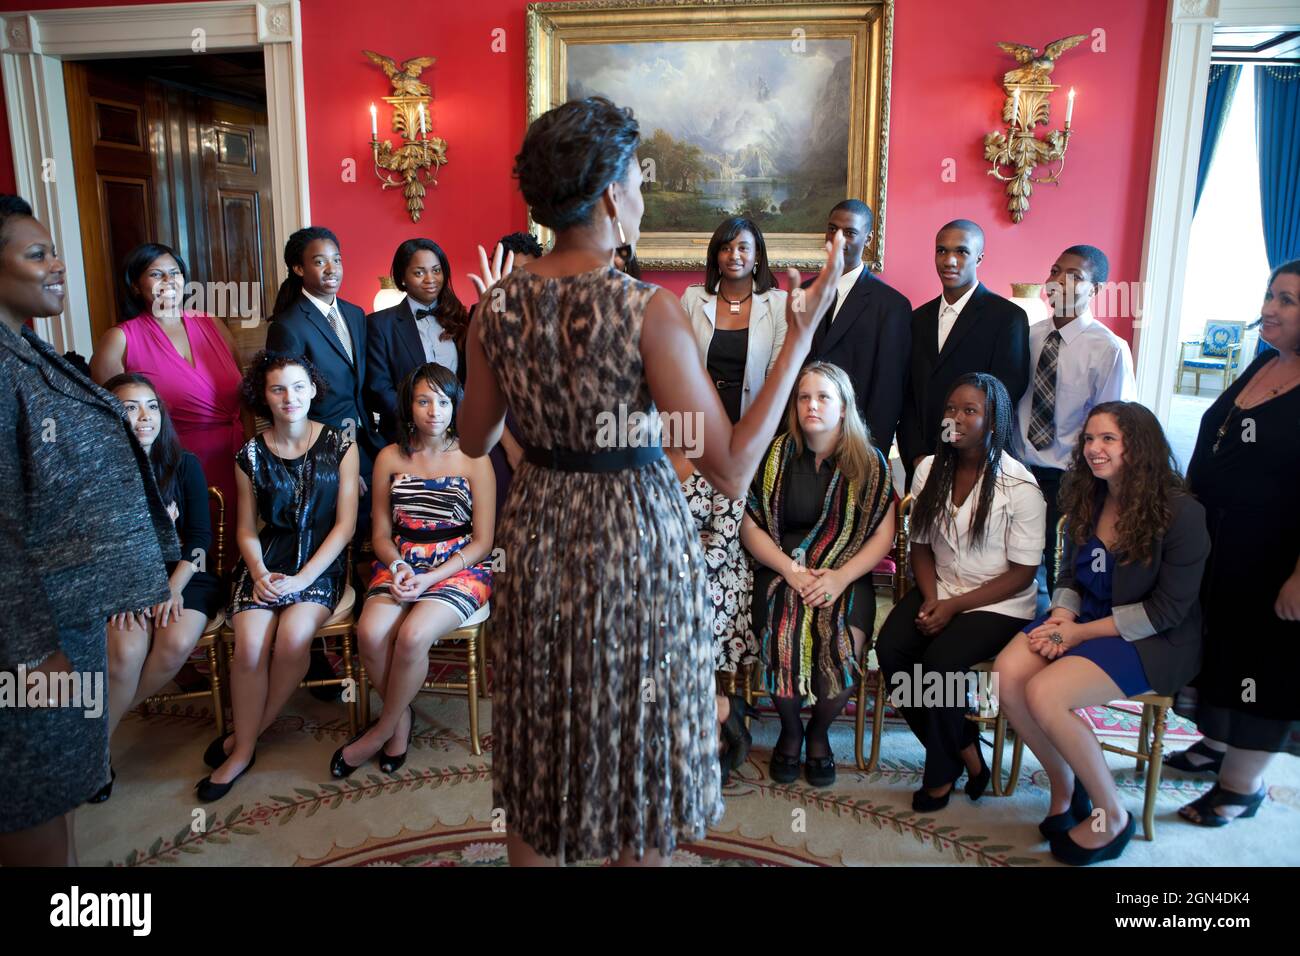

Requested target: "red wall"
[{"left": 0, "top": 0, "right": 1166, "bottom": 340}]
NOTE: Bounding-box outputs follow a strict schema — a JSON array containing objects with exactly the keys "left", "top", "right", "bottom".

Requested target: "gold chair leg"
[
  {"left": 1143, "top": 705, "right": 1167, "bottom": 842},
  {"left": 466, "top": 631, "right": 482, "bottom": 756},
  {"left": 1136, "top": 704, "right": 1152, "bottom": 772},
  {"left": 854, "top": 675, "right": 868, "bottom": 771},
  {"left": 1005, "top": 730, "right": 1024, "bottom": 797},
  {"left": 207, "top": 642, "right": 225, "bottom": 736},
  {"left": 991, "top": 715, "right": 1006, "bottom": 796},
  {"left": 477, "top": 624, "right": 491, "bottom": 698},
  {"left": 868, "top": 671, "right": 885, "bottom": 773},
  {"left": 358, "top": 663, "right": 371, "bottom": 728},
  {"left": 341, "top": 631, "right": 357, "bottom": 736}
]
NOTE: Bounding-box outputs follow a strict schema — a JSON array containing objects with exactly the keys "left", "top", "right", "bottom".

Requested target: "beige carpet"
[{"left": 79, "top": 690, "right": 1300, "bottom": 867}]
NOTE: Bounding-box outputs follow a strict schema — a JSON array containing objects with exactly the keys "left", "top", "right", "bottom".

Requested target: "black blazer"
[
  {"left": 265, "top": 293, "right": 383, "bottom": 469},
  {"left": 803, "top": 268, "right": 912, "bottom": 452},
  {"left": 1054, "top": 494, "right": 1210, "bottom": 696},
  {"left": 898, "top": 282, "right": 1030, "bottom": 471},
  {"left": 365, "top": 297, "right": 467, "bottom": 444}
]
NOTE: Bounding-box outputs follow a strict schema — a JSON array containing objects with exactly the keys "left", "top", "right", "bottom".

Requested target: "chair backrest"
[
  {"left": 1053, "top": 515, "right": 1067, "bottom": 583},
  {"left": 1200, "top": 320, "right": 1245, "bottom": 357},
  {"left": 208, "top": 485, "right": 225, "bottom": 578}
]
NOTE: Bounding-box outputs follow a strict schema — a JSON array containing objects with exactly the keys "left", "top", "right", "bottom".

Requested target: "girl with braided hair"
[{"left": 876, "top": 372, "right": 1045, "bottom": 812}]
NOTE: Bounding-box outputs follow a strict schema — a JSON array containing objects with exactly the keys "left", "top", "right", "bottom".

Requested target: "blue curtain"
[
  {"left": 1256, "top": 65, "right": 1300, "bottom": 267},
  {"left": 1195, "top": 64, "right": 1241, "bottom": 213}
]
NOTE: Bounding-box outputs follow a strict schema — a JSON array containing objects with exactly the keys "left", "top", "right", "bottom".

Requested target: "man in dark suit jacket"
[
  {"left": 802, "top": 199, "right": 912, "bottom": 452},
  {"left": 365, "top": 297, "right": 467, "bottom": 445},
  {"left": 898, "top": 220, "right": 1030, "bottom": 485}
]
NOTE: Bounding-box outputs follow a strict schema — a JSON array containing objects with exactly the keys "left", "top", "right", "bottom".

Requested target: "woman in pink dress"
[{"left": 91, "top": 242, "right": 249, "bottom": 548}]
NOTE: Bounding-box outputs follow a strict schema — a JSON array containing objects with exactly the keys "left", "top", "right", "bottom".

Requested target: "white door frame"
[
  {"left": 1136, "top": 0, "right": 1298, "bottom": 418},
  {"left": 1, "top": 0, "right": 311, "bottom": 354}
]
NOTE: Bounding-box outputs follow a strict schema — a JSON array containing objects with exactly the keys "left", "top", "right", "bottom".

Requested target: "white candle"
[
  {"left": 1011, "top": 88, "right": 1020, "bottom": 128},
  {"left": 419, "top": 103, "right": 427, "bottom": 137},
  {"left": 1066, "top": 87, "right": 1076, "bottom": 128},
  {"left": 369, "top": 103, "right": 378, "bottom": 138}
]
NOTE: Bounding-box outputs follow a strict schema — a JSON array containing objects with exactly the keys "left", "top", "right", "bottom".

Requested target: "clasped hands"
[
  {"left": 388, "top": 561, "right": 455, "bottom": 603},
  {"left": 252, "top": 571, "right": 311, "bottom": 605},
  {"left": 783, "top": 565, "right": 848, "bottom": 610},
  {"left": 1027, "top": 611, "right": 1083, "bottom": 660}
]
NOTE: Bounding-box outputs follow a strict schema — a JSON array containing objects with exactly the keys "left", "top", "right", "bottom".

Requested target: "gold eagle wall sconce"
[
  {"left": 364, "top": 50, "right": 448, "bottom": 223},
  {"left": 984, "top": 34, "right": 1085, "bottom": 223}
]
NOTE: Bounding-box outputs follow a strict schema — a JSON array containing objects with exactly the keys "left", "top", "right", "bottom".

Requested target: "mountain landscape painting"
[{"left": 567, "top": 38, "right": 853, "bottom": 234}]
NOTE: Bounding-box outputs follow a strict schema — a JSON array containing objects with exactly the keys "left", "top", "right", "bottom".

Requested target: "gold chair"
[
  {"left": 358, "top": 602, "right": 490, "bottom": 756},
  {"left": 218, "top": 544, "right": 360, "bottom": 736},
  {"left": 139, "top": 486, "right": 229, "bottom": 733}
]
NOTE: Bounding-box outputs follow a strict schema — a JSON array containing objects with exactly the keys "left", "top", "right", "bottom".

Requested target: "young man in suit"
[
  {"left": 802, "top": 199, "right": 913, "bottom": 453},
  {"left": 898, "top": 219, "right": 1031, "bottom": 486},
  {"left": 1014, "top": 244, "right": 1135, "bottom": 596}
]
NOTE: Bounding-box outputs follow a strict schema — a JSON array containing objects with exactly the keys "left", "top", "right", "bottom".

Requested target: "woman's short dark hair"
[
  {"left": 514, "top": 96, "right": 640, "bottom": 231},
  {"left": 498, "top": 231, "right": 544, "bottom": 259},
  {"left": 390, "top": 238, "right": 469, "bottom": 344},
  {"left": 122, "top": 242, "right": 189, "bottom": 318},
  {"left": 397, "top": 362, "right": 463, "bottom": 457},
  {"left": 704, "top": 216, "right": 779, "bottom": 295},
  {"left": 0, "top": 194, "right": 34, "bottom": 250},
  {"left": 103, "top": 372, "right": 186, "bottom": 503},
  {"left": 239, "top": 349, "right": 326, "bottom": 418}
]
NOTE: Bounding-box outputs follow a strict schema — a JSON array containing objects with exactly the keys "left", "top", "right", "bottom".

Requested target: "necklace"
[
  {"left": 1238, "top": 358, "right": 1300, "bottom": 408},
  {"left": 719, "top": 289, "right": 753, "bottom": 315}
]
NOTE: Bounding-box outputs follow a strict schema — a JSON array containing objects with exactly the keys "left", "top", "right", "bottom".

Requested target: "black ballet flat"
[
  {"left": 1050, "top": 810, "right": 1136, "bottom": 865},
  {"left": 1040, "top": 777, "right": 1093, "bottom": 838},
  {"left": 1164, "top": 740, "right": 1225, "bottom": 775},
  {"left": 804, "top": 755, "right": 836, "bottom": 788},
  {"left": 195, "top": 755, "right": 255, "bottom": 803},
  {"left": 769, "top": 751, "right": 801, "bottom": 784},
  {"left": 378, "top": 707, "right": 415, "bottom": 775},
  {"left": 964, "top": 745, "right": 991, "bottom": 801},
  {"left": 203, "top": 732, "right": 234, "bottom": 770},
  {"left": 87, "top": 766, "right": 116, "bottom": 804},
  {"left": 912, "top": 783, "right": 954, "bottom": 813}
]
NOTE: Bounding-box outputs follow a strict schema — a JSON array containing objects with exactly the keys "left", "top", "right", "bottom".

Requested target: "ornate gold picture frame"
[{"left": 526, "top": 0, "right": 894, "bottom": 271}]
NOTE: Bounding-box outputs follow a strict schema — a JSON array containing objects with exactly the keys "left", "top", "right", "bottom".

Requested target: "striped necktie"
[
  {"left": 1027, "top": 330, "right": 1061, "bottom": 450},
  {"left": 325, "top": 304, "right": 354, "bottom": 365}
]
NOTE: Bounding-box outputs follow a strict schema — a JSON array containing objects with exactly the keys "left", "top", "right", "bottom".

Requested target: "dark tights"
[{"left": 772, "top": 627, "right": 865, "bottom": 760}]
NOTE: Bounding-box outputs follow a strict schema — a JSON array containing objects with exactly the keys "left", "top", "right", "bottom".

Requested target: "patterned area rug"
[{"left": 79, "top": 691, "right": 1300, "bottom": 867}]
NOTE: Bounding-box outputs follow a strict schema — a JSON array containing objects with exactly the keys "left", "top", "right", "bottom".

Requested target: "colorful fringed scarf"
[{"left": 745, "top": 434, "right": 893, "bottom": 702}]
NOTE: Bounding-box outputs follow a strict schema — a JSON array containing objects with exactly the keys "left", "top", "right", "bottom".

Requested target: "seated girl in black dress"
[
  {"left": 197, "top": 351, "right": 360, "bottom": 801},
  {"left": 994, "top": 402, "right": 1210, "bottom": 865},
  {"left": 97, "top": 373, "right": 224, "bottom": 803},
  {"left": 740, "top": 362, "right": 895, "bottom": 787},
  {"left": 333, "top": 363, "right": 495, "bottom": 777}
]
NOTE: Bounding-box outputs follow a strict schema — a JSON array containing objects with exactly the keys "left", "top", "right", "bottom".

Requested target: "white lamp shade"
[{"left": 373, "top": 277, "right": 405, "bottom": 313}]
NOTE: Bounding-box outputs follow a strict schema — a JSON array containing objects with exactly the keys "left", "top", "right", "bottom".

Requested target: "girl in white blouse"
[{"left": 876, "top": 372, "right": 1046, "bottom": 812}]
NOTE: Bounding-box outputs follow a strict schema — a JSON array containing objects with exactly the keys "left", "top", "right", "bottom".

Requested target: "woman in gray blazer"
[
  {"left": 677, "top": 216, "right": 787, "bottom": 782},
  {"left": 0, "top": 196, "right": 178, "bottom": 865},
  {"left": 994, "top": 401, "right": 1209, "bottom": 866}
]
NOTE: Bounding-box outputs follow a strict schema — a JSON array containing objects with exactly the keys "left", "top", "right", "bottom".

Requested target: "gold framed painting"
[{"left": 525, "top": 0, "right": 894, "bottom": 271}]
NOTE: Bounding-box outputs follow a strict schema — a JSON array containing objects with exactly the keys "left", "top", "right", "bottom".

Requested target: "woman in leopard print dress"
[{"left": 458, "top": 97, "right": 843, "bottom": 865}]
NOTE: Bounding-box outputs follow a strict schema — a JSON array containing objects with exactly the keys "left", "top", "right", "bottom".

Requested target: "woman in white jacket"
[{"left": 676, "top": 216, "right": 788, "bottom": 783}]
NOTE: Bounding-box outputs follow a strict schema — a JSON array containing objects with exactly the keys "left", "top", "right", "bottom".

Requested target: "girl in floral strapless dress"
[{"left": 332, "top": 362, "right": 495, "bottom": 777}]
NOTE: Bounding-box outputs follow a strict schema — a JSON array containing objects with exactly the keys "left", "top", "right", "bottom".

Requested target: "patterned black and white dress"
[{"left": 479, "top": 266, "right": 723, "bottom": 862}]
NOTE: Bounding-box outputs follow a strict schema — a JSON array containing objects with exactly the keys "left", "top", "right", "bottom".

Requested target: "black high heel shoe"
[
  {"left": 330, "top": 727, "right": 374, "bottom": 779},
  {"left": 203, "top": 732, "right": 234, "bottom": 770},
  {"left": 912, "top": 782, "right": 953, "bottom": 812},
  {"left": 720, "top": 695, "right": 754, "bottom": 770},
  {"left": 1178, "top": 783, "right": 1266, "bottom": 827},
  {"left": 1040, "top": 776, "right": 1092, "bottom": 838},
  {"left": 87, "top": 766, "right": 116, "bottom": 804},
  {"left": 1164, "top": 740, "right": 1225, "bottom": 775},
  {"left": 195, "top": 755, "right": 255, "bottom": 803},
  {"left": 964, "top": 744, "right": 991, "bottom": 801},
  {"left": 378, "top": 707, "right": 415, "bottom": 775},
  {"left": 1049, "top": 809, "right": 1136, "bottom": 865}
]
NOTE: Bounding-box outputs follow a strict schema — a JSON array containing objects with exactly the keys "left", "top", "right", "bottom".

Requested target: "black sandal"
[
  {"left": 1178, "top": 784, "right": 1265, "bottom": 827},
  {"left": 1164, "top": 740, "right": 1225, "bottom": 775}
]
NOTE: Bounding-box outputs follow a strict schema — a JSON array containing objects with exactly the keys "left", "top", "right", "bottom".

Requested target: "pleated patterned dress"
[{"left": 479, "top": 265, "right": 723, "bottom": 861}]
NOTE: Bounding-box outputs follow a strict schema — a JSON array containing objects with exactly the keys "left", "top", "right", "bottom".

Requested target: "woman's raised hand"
[
  {"left": 467, "top": 242, "right": 517, "bottom": 300},
  {"left": 782, "top": 231, "right": 845, "bottom": 340}
]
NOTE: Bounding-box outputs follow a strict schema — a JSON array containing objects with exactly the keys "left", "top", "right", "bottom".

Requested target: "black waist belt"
[
  {"left": 400, "top": 522, "right": 473, "bottom": 543},
  {"left": 523, "top": 443, "right": 664, "bottom": 473}
]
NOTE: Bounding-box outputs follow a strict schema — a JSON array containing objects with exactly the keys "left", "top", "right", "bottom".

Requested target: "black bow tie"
[{"left": 414, "top": 306, "right": 436, "bottom": 320}]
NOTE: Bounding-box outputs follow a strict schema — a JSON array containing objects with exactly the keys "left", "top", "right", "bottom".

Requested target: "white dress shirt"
[
  {"left": 911, "top": 451, "right": 1046, "bottom": 620},
  {"left": 301, "top": 288, "right": 355, "bottom": 361},
  {"left": 831, "top": 262, "right": 865, "bottom": 322},
  {"left": 407, "top": 296, "right": 459, "bottom": 375},
  {"left": 1014, "top": 311, "right": 1136, "bottom": 471},
  {"left": 936, "top": 283, "right": 978, "bottom": 352}
]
